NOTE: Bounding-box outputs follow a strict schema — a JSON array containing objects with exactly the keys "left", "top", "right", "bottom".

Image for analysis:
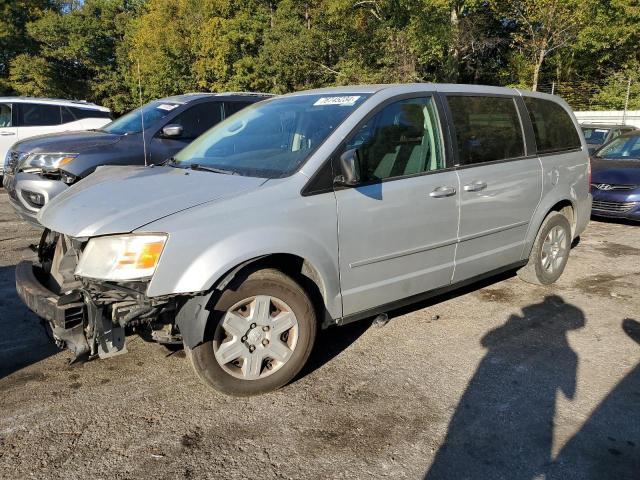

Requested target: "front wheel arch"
[{"left": 176, "top": 254, "right": 328, "bottom": 349}]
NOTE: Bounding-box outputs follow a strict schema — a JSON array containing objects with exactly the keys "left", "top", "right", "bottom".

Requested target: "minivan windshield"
[
  {"left": 101, "top": 101, "right": 181, "bottom": 135},
  {"left": 172, "top": 93, "right": 370, "bottom": 178},
  {"left": 595, "top": 134, "right": 640, "bottom": 160}
]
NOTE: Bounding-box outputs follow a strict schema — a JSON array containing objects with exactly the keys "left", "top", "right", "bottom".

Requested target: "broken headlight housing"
[
  {"left": 75, "top": 234, "right": 167, "bottom": 281},
  {"left": 19, "top": 153, "right": 78, "bottom": 173}
]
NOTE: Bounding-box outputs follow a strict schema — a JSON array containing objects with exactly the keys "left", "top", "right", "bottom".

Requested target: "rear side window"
[
  {"left": 62, "top": 107, "right": 111, "bottom": 123},
  {"left": 523, "top": 97, "right": 581, "bottom": 154},
  {"left": 18, "top": 103, "right": 61, "bottom": 127},
  {"left": 225, "top": 101, "right": 254, "bottom": 117},
  {"left": 169, "top": 102, "right": 223, "bottom": 139},
  {"left": 447, "top": 96, "right": 525, "bottom": 165}
]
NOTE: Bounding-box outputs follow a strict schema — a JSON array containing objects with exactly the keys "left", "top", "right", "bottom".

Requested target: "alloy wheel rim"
[
  {"left": 213, "top": 295, "right": 299, "bottom": 380},
  {"left": 541, "top": 225, "right": 567, "bottom": 274}
]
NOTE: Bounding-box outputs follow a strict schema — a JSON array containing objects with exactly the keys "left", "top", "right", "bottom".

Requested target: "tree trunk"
[
  {"left": 446, "top": 4, "right": 461, "bottom": 83},
  {"left": 532, "top": 48, "right": 545, "bottom": 91}
]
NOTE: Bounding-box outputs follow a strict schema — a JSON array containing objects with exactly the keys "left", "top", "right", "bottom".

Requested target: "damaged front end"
[{"left": 16, "top": 230, "right": 182, "bottom": 363}]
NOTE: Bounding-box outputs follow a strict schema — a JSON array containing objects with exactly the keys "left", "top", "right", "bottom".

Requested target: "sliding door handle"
[
  {"left": 430, "top": 186, "right": 456, "bottom": 198},
  {"left": 0, "top": 131, "right": 15, "bottom": 136},
  {"left": 464, "top": 181, "right": 487, "bottom": 192}
]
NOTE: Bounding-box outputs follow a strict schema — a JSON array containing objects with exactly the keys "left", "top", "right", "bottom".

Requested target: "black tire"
[
  {"left": 186, "top": 268, "right": 317, "bottom": 396},
  {"left": 518, "top": 211, "right": 572, "bottom": 285}
]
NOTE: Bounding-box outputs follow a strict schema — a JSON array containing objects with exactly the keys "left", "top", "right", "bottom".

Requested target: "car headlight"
[
  {"left": 75, "top": 234, "right": 167, "bottom": 281},
  {"left": 20, "top": 153, "right": 77, "bottom": 173}
]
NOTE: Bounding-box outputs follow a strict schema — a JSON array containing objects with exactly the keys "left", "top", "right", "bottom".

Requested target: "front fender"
[
  {"left": 162, "top": 227, "right": 340, "bottom": 349},
  {"left": 147, "top": 226, "right": 341, "bottom": 317}
]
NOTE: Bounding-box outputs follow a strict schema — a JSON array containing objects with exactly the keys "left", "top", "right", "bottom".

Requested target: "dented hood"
[{"left": 38, "top": 165, "right": 267, "bottom": 238}]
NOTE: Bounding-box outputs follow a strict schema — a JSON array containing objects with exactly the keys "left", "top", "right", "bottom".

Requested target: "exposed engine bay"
[{"left": 36, "top": 230, "right": 182, "bottom": 363}]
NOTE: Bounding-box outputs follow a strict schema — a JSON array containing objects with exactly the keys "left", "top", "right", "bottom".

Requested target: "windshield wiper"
[{"left": 190, "top": 163, "right": 237, "bottom": 175}]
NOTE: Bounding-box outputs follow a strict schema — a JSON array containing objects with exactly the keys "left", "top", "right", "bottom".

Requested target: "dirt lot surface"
[{"left": 0, "top": 189, "right": 639, "bottom": 480}]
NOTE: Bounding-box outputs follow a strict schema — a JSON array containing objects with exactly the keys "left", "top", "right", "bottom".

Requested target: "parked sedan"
[
  {"left": 581, "top": 123, "right": 637, "bottom": 155},
  {"left": 3, "top": 92, "right": 272, "bottom": 226},
  {"left": 591, "top": 132, "right": 640, "bottom": 221}
]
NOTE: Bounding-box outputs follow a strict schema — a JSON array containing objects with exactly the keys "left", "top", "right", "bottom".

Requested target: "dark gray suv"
[{"left": 3, "top": 92, "right": 272, "bottom": 226}]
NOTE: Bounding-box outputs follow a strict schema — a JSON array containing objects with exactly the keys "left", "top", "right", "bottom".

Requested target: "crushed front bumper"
[
  {"left": 16, "top": 257, "right": 179, "bottom": 362},
  {"left": 15, "top": 260, "right": 90, "bottom": 358}
]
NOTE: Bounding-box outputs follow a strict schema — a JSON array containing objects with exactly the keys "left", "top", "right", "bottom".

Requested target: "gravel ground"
[{"left": 0, "top": 189, "right": 639, "bottom": 480}]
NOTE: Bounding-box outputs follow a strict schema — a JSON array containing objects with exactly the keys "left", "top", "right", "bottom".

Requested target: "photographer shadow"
[
  {"left": 546, "top": 318, "right": 640, "bottom": 480},
  {"left": 425, "top": 295, "right": 585, "bottom": 480}
]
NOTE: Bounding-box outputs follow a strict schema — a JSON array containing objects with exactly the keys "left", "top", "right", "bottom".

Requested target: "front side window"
[
  {"left": 18, "top": 103, "right": 61, "bottom": 127},
  {"left": 448, "top": 95, "right": 525, "bottom": 165},
  {"left": 345, "top": 97, "right": 444, "bottom": 181},
  {"left": 595, "top": 135, "right": 640, "bottom": 160},
  {"left": 524, "top": 97, "right": 581, "bottom": 154},
  {"left": 0, "top": 103, "right": 11, "bottom": 127},
  {"left": 172, "top": 94, "right": 370, "bottom": 178},
  {"left": 101, "top": 101, "right": 181, "bottom": 135},
  {"left": 168, "top": 102, "right": 223, "bottom": 139}
]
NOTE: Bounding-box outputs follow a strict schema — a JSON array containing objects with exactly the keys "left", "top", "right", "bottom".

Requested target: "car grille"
[
  {"left": 592, "top": 200, "right": 639, "bottom": 213},
  {"left": 591, "top": 183, "right": 637, "bottom": 191}
]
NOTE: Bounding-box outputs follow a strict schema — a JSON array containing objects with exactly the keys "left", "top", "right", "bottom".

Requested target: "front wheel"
[
  {"left": 186, "top": 268, "right": 317, "bottom": 396},
  {"left": 518, "top": 211, "right": 572, "bottom": 285}
]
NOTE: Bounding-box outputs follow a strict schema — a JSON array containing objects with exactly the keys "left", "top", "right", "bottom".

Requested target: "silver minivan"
[{"left": 15, "top": 84, "right": 591, "bottom": 396}]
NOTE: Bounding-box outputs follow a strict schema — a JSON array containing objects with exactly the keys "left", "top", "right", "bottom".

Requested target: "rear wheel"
[
  {"left": 518, "top": 211, "right": 572, "bottom": 285},
  {"left": 186, "top": 268, "right": 316, "bottom": 396}
]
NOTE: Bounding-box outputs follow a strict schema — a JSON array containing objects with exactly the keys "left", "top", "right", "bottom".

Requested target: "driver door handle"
[
  {"left": 430, "top": 186, "right": 457, "bottom": 198},
  {"left": 464, "top": 181, "right": 487, "bottom": 192},
  {"left": 0, "top": 131, "right": 15, "bottom": 136}
]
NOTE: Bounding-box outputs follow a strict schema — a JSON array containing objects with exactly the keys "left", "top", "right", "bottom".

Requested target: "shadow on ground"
[
  {"left": 423, "top": 295, "right": 640, "bottom": 480},
  {"left": 0, "top": 265, "right": 58, "bottom": 379},
  {"left": 298, "top": 269, "right": 521, "bottom": 382}
]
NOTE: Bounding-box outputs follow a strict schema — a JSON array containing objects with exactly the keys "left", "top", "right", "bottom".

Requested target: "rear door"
[
  {"left": 0, "top": 102, "right": 17, "bottom": 167},
  {"left": 16, "top": 103, "right": 63, "bottom": 140},
  {"left": 335, "top": 95, "right": 460, "bottom": 316},
  {"left": 444, "top": 94, "right": 542, "bottom": 282}
]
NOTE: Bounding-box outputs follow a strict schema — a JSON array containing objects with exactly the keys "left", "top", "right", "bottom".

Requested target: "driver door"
[{"left": 335, "top": 96, "right": 460, "bottom": 316}]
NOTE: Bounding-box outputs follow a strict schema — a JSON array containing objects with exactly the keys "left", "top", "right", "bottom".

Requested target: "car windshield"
[
  {"left": 172, "top": 93, "right": 371, "bottom": 178},
  {"left": 100, "top": 101, "right": 181, "bottom": 135},
  {"left": 582, "top": 127, "right": 609, "bottom": 144},
  {"left": 595, "top": 134, "right": 640, "bottom": 159}
]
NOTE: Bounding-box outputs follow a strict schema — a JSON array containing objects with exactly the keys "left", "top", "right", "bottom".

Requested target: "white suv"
[{"left": 0, "top": 97, "right": 111, "bottom": 179}]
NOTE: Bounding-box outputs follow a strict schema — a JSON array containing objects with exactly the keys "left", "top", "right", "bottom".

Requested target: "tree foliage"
[{"left": 1, "top": 0, "right": 638, "bottom": 114}]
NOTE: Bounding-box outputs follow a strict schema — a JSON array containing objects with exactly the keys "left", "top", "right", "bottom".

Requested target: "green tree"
[
  {"left": 0, "top": 0, "right": 54, "bottom": 94},
  {"left": 7, "top": 0, "right": 139, "bottom": 113},
  {"left": 493, "top": 0, "right": 589, "bottom": 91}
]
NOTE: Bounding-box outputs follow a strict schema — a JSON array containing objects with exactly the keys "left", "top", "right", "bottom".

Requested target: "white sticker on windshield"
[
  {"left": 157, "top": 104, "right": 179, "bottom": 111},
  {"left": 595, "top": 129, "right": 608, "bottom": 133},
  {"left": 314, "top": 96, "right": 361, "bottom": 107}
]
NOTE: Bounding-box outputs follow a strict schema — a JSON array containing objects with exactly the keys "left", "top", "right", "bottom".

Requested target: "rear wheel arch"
[{"left": 527, "top": 199, "right": 576, "bottom": 257}]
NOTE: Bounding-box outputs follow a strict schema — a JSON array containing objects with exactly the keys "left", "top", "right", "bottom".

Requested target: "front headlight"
[
  {"left": 75, "top": 234, "right": 167, "bottom": 281},
  {"left": 20, "top": 153, "right": 77, "bottom": 173}
]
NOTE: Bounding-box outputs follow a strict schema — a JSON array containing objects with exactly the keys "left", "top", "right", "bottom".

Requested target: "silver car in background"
[{"left": 15, "top": 84, "right": 591, "bottom": 396}]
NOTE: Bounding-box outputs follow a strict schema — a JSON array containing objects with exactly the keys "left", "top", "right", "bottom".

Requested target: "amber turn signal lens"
[{"left": 137, "top": 241, "right": 164, "bottom": 269}]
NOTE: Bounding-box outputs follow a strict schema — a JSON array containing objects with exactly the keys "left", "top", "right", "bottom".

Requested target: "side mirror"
[
  {"left": 336, "top": 148, "right": 361, "bottom": 186},
  {"left": 161, "top": 124, "right": 183, "bottom": 138}
]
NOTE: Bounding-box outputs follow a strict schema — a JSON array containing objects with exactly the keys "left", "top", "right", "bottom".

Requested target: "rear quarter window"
[
  {"left": 523, "top": 97, "right": 581, "bottom": 154},
  {"left": 447, "top": 95, "right": 525, "bottom": 165}
]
